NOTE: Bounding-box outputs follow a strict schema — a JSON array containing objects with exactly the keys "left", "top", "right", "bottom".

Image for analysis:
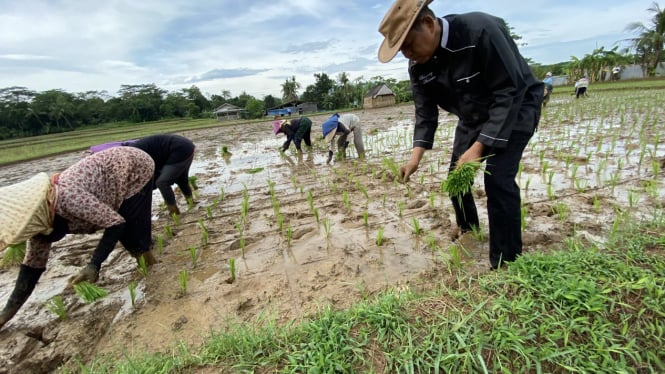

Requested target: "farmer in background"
[
  {"left": 274, "top": 117, "right": 312, "bottom": 153},
  {"left": 378, "top": 0, "right": 543, "bottom": 269},
  {"left": 542, "top": 72, "right": 554, "bottom": 108},
  {"left": 321, "top": 113, "right": 366, "bottom": 164},
  {"left": 574, "top": 77, "right": 589, "bottom": 98},
  {"left": 128, "top": 134, "right": 196, "bottom": 216},
  {"left": 0, "top": 147, "right": 156, "bottom": 329}
]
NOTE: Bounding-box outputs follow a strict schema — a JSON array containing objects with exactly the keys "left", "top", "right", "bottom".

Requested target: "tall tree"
[
  {"left": 281, "top": 76, "right": 301, "bottom": 103},
  {"left": 626, "top": 2, "right": 665, "bottom": 76}
]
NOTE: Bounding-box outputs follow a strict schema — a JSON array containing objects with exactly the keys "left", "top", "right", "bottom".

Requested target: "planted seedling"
[
  {"left": 228, "top": 258, "right": 236, "bottom": 284},
  {"left": 411, "top": 217, "right": 422, "bottom": 235},
  {"left": 137, "top": 255, "right": 149, "bottom": 277},
  {"left": 376, "top": 227, "right": 385, "bottom": 246},
  {"left": 74, "top": 281, "right": 109, "bottom": 304},
  {"left": 189, "top": 246, "right": 198, "bottom": 268},
  {"left": 179, "top": 270, "right": 189, "bottom": 295},
  {"left": 45, "top": 296, "right": 67, "bottom": 320},
  {"left": 128, "top": 281, "right": 137, "bottom": 308}
]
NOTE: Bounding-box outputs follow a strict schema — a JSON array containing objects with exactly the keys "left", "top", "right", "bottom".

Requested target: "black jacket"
[
  {"left": 130, "top": 134, "right": 195, "bottom": 170},
  {"left": 410, "top": 12, "right": 543, "bottom": 154}
]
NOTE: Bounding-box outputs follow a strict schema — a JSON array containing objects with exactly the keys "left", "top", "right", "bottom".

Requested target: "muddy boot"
[{"left": 166, "top": 203, "right": 180, "bottom": 216}]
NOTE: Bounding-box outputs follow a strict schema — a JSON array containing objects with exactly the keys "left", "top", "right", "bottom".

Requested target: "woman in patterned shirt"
[{"left": 0, "top": 146, "right": 156, "bottom": 329}]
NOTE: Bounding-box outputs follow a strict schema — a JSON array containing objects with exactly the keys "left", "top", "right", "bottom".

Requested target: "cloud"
[{"left": 178, "top": 68, "right": 271, "bottom": 84}]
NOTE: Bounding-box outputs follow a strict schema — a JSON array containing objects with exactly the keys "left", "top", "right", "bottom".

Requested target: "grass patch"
[{"left": 69, "top": 215, "right": 665, "bottom": 373}]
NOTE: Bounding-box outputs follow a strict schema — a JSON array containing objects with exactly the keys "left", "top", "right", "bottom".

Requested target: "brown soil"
[{"left": 0, "top": 103, "right": 662, "bottom": 373}]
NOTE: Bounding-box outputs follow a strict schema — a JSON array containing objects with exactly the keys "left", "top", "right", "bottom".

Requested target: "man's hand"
[
  {"left": 399, "top": 162, "right": 419, "bottom": 183},
  {"left": 456, "top": 142, "right": 485, "bottom": 169}
]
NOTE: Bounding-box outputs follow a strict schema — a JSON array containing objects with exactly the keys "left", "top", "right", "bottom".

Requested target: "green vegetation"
[
  {"left": 1, "top": 242, "right": 25, "bottom": 267},
  {"left": 69, "top": 217, "right": 665, "bottom": 373},
  {"left": 73, "top": 282, "right": 109, "bottom": 304}
]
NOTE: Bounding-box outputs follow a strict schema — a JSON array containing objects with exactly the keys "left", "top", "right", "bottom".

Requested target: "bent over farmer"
[
  {"left": 321, "top": 113, "right": 366, "bottom": 164},
  {"left": 129, "top": 134, "right": 196, "bottom": 216},
  {"left": 378, "top": 0, "right": 543, "bottom": 269},
  {"left": 0, "top": 146, "right": 156, "bottom": 329},
  {"left": 274, "top": 116, "right": 313, "bottom": 153}
]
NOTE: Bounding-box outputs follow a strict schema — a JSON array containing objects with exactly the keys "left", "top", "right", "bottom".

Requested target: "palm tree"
[
  {"left": 281, "top": 76, "right": 301, "bottom": 103},
  {"left": 625, "top": 2, "right": 665, "bottom": 76}
]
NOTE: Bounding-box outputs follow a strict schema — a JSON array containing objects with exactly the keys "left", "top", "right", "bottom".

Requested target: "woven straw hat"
[
  {"left": 0, "top": 173, "right": 55, "bottom": 250},
  {"left": 378, "top": 0, "right": 433, "bottom": 63}
]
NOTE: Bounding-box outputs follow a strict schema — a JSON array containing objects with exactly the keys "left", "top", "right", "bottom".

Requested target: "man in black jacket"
[
  {"left": 275, "top": 117, "right": 313, "bottom": 152},
  {"left": 378, "top": 0, "right": 543, "bottom": 269}
]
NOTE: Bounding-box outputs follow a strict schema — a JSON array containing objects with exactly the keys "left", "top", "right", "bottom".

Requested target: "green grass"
[{"left": 65, "top": 213, "right": 665, "bottom": 373}]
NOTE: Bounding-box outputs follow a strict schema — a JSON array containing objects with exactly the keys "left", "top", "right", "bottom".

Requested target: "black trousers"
[
  {"left": 449, "top": 130, "right": 533, "bottom": 268},
  {"left": 118, "top": 180, "right": 154, "bottom": 255}
]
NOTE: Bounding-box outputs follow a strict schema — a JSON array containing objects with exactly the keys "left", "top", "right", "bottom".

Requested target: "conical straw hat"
[{"left": 0, "top": 173, "right": 54, "bottom": 250}]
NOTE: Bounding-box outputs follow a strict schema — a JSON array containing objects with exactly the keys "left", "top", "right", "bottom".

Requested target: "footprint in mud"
[
  {"left": 406, "top": 200, "right": 427, "bottom": 210},
  {"left": 292, "top": 227, "right": 313, "bottom": 240}
]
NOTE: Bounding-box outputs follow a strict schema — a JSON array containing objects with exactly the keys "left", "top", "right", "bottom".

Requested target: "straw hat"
[
  {"left": 0, "top": 173, "right": 55, "bottom": 249},
  {"left": 378, "top": 0, "right": 433, "bottom": 63}
]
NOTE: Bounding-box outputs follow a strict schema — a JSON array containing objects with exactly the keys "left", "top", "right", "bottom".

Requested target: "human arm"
[
  {"left": 399, "top": 146, "right": 426, "bottom": 183},
  {"left": 0, "top": 264, "right": 45, "bottom": 329},
  {"left": 456, "top": 141, "right": 485, "bottom": 167}
]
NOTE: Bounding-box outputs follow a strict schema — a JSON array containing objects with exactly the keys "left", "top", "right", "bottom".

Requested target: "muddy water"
[{"left": 0, "top": 101, "right": 664, "bottom": 372}]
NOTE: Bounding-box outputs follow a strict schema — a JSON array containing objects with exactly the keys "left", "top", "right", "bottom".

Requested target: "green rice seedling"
[
  {"left": 381, "top": 157, "right": 400, "bottom": 180},
  {"left": 171, "top": 212, "right": 180, "bottom": 225},
  {"left": 411, "top": 217, "right": 422, "bottom": 235},
  {"left": 156, "top": 235, "right": 164, "bottom": 255},
  {"left": 574, "top": 178, "right": 588, "bottom": 192},
  {"left": 553, "top": 202, "right": 569, "bottom": 222},
  {"left": 444, "top": 160, "right": 485, "bottom": 207},
  {"left": 628, "top": 190, "right": 639, "bottom": 208},
  {"left": 165, "top": 224, "right": 174, "bottom": 239},
  {"left": 363, "top": 211, "right": 369, "bottom": 227},
  {"left": 307, "top": 190, "right": 314, "bottom": 211},
  {"left": 470, "top": 225, "right": 486, "bottom": 241},
  {"left": 74, "top": 281, "right": 109, "bottom": 304},
  {"left": 247, "top": 167, "right": 264, "bottom": 174},
  {"left": 397, "top": 201, "right": 405, "bottom": 217},
  {"left": 137, "top": 255, "right": 149, "bottom": 277},
  {"left": 342, "top": 191, "right": 350, "bottom": 211},
  {"left": 291, "top": 174, "right": 297, "bottom": 189},
  {"left": 128, "top": 281, "right": 137, "bottom": 308},
  {"left": 322, "top": 218, "right": 332, "bottom": 239},
  {"left": 219, "top": 186, "right": 225, "bottom": 201},
  {"left": 187, "top": 196, "right": 195, "bottom": 210},
  {"left": 189, "top": 246, "right": 198, "bottom": 268},
  {"left": 429, "top": 192, "right": 435, "bottom": 208},
  {"left": 198, "top": 219, "right": 209, "bottom": 246},
  {"left": 448, "top": 244, "right": 463, "bottom": 273},
  {"left": 376, "top": 227, "right": 385, "bottom": 246},
  {"left": 286, "top": 226, "right": 293, "bottom": 247},
  {"left": 521, "top": 204, "right": 528, "bottom": 231},
  {"left": 188, "top": 175, "right": 199, "bottom": 190},
  {"left": 425, "top": 231, "right": 439, "bottom": 251},
  {"left": 228, "top": 258, "right": 236, "bottom": 283},
  {"left": 206, "top": 206, "right": 213, "bottom": 219},
  {"left": 547, "top": 184, "right": 556, "bottom": 200},
  {"left": 45, "top": 296, "right": 67, "bottom": 320},
  {"left": 179, "top": 270, "right": 189, "bottom": 295},
  {"left": 276, "top": 213, "right": 284, "bottom": 232},
  {"left": 360, "top": 185, "right": 368, "bottom": 200},
  {"left": 2, "top": 242, "right": 25, "bottom": 268},
  {"left": 592, "top": 195, "right": 601, "bottom": 213},
  {"left": 313, "top": 207, "right": 320, "bottom": 224}
]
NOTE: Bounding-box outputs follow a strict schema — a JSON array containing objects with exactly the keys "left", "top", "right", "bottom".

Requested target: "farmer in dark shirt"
[
  {"left": 274, "top": 117, "right": 312, "bottom": 152},
  {"left": 378, "top": 0, "right": 543, "bottom": 269},
  {"left": 129, "top": 134, "right": 196, "bottom": 216}
]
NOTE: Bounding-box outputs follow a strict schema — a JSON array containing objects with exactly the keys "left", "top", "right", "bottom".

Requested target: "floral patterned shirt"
[{"left": 25, "top": 147, "right": 154, "bottom": 268}]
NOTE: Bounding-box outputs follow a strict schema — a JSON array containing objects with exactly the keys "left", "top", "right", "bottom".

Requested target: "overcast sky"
[{"left": 0, "top": 0, "right": 653, "bottom": 99}]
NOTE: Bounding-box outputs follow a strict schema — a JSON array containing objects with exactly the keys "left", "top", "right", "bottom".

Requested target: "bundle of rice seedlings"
[
  {"left": 444, "top": 160, "right": 487, "bottom": 205},
  {"left": 1, "top": 242, "right": 26, "bottom": 268},
  {"left": 74, "top": 281, "right": 109, "bottom": 303}
]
